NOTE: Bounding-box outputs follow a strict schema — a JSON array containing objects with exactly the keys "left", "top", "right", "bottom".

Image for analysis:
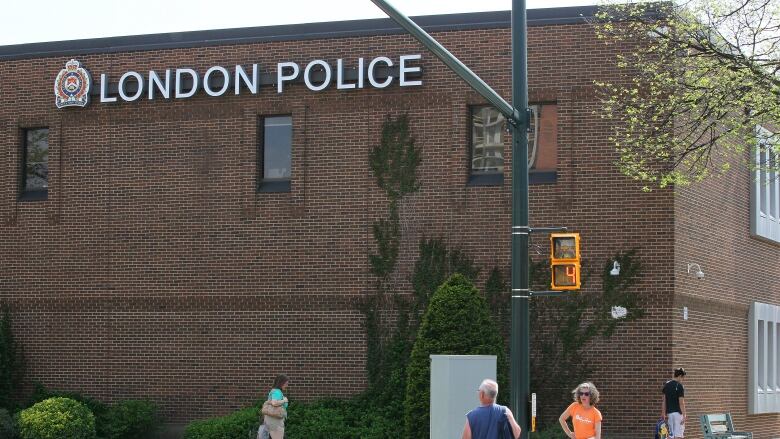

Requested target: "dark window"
[
  {"left": 258, "top": 116, "right": 292, "bottom": 192},
  {"left": 20, "top": 128, "right": 49, "bottom": 200},
  {"left": 468, "top": 104, "right": 558, "bottom": 186}
]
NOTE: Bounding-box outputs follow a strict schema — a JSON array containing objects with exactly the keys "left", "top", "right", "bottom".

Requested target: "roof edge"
[{"left": 0, "top": 6, "right": 597, "bottom": 61}]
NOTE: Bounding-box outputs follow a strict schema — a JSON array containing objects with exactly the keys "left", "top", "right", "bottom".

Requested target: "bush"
[
  {"left": 98, "top": 400, "right": 161, "bottom": 439},
  {"left": 403, "top": 274, "right": 509, "bottom": 439},
  {"left": 17, "top": 397, "right": 96, "bottom": 439},
  {"left": 27, "top": 383, "right": 108, "bottom": 421},
  {"left": 285, "top": 400, "right": 395, "bottom": 439},
  {"left": 183, "top": 399, "right": 398, "bottom": 439},
  {"left": 0, "top": 408, "right": 18, "bottom": 439},
  {"left": 183, "top": 405, "right": 259, "bottom": 439}
]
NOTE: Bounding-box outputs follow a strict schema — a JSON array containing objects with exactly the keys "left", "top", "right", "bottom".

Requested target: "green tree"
[
  {"left": 404, "top": 274, "right": 507, "bottom": 439},
  {"left": 594, "top": 0, "right": 780, "bottom": 188}
]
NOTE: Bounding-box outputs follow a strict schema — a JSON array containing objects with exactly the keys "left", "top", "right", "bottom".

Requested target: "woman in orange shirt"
[{"left": 558, "top": 382, "right": 602, "bottom": 439}]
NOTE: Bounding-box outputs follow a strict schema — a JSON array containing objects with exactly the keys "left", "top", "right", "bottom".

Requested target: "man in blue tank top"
[{"left": 461, "top": 379, "right": 522, "bottom": 439}]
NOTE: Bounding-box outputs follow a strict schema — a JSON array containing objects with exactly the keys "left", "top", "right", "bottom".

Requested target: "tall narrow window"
[
  {"left": 20, "top": 128, "right": 49, "bottom": 200},
  {"left": 759, "top": 320, "right": 766, "bottom": 392},
  {"left": 528, "top": 103, "right": 558, "bottom": 183},
  {"left": 761, "top": 147, "right": 768, "bottom": 215},
  {"left": 752, "top": 126, "right": 780, "bottom": 243},
  {"left": 771, "top": 148, "right": 778, "bottom": 220},
  {"left": 776, "top": 324, "right": 780, "bottom": 390},
  {"left": 769, "top": 322, "right": 776, "bottom": 390},
  {"left": 470, "top": 106, "right": 505, "bottom": 184},
  {"left": 750, "top": 302, "right": 780, "bottom": 414},
  {"left": 258, "top": 116, "right": 292, "bottom": 192}
]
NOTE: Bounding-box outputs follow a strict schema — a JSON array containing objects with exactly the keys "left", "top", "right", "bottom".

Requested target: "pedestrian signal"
[{"left": 550, "top": 233, "right": 580, "bottom": 290}]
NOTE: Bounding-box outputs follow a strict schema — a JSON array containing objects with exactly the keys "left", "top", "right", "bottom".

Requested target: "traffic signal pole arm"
[{"left": 368, "top": 0, "right": 521, "bottom": 126}]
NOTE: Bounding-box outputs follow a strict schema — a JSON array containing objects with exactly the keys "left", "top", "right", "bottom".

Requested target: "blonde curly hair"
[{"left": 571, "top": 382, "right": 600, "bottom": 405}]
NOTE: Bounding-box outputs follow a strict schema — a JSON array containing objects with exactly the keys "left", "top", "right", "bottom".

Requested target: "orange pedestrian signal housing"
[{"left": 550, "top": 233, "right": 581, "bottom": 290}]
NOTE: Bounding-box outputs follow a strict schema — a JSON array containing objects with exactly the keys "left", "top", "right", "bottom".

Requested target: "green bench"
[{"left": 699, "top": 413, "right": 753, "bottom": 439}]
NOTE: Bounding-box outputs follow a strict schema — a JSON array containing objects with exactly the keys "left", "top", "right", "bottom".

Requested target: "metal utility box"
[{"left": 430, "top": 355, "right": 497, "bottom": 439}]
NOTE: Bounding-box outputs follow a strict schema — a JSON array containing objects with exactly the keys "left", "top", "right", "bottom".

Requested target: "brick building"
[{"left": 1, "top": 5, "right": 778, "bottom": 438}]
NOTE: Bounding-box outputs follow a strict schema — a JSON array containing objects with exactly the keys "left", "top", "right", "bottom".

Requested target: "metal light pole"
[
  {"left": 369, "top": 1, "right": 530, "bottom": 437},
  {"left": 510, "top": 3, "right": 531, "bottom": 438}
]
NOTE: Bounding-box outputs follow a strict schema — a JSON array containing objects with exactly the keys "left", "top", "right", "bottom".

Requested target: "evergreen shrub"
[
  {"left": 27, "top": 383, "right": 108, "bottom": 421},
  {"left": 98, "top": 400, "right": 161, "bottom": 439},
  {"left": 286, "top": 400, "right": 394, "bottom": 439},
  {"left": 183, "top": 406, "right": 259, "bottom": 439},
  {"left": 17, "top": 397, "right": 96, "bottom": 439},
  {"left": 403, "top": 273, "right": 508, "bottom": 439}
]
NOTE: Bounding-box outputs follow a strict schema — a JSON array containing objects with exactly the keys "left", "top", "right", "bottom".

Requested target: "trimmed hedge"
[
  {"left": 184, "top": 399, "right": 397, "bottom": 439},
  {"left": 98, "top": 400, "right": 160, "bottom": 439},
  {"left": 403, "top": 274, "right": 509, "bottom": 439},
  {"left": 183, "top": 405, "right": 260, "bottom": 439},
  {"left": 26, "top": 384, "right": 160, "bottom": 439},
  {"left": 17, "top": 397, "right": 96, "bottom": 439},
  {"left": 286, "top": 400, "right": 395, "bottom": 439},
  {"left": 27, "top": 384, "right": 108, "bottom": 421}
]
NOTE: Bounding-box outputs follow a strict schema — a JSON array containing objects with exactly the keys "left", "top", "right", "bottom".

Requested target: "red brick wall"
[
  {"left": 674, "top": 155, "right": 780, "bottom": 439},
  {"left": 1, "top": 21, "right": 677, "bottom": 436}
]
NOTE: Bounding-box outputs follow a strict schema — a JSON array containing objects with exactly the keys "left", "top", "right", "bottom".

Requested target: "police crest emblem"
[{"left": 54, "top": 59, "right": 91, "bottom": 108}]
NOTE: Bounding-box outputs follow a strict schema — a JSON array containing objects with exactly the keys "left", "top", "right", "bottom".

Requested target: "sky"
[{"left": 1, "top": 0, "right": 599, "bottom": 46}]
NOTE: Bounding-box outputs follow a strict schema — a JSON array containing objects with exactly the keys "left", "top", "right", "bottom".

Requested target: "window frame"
[
  {"left": 257, "top": 115, "right": 292, "bottom": 193},
  {"left": 18, "top": 127, "right": 49, "bottom": 202},
  {"left": 466, "top": 104, "right": 558, "bottom": 187},
  {"left": 752, "top": 126, "right": 780, "bottom": 244},
  {"left": 467, "top": 105, "right": 505, "bottom": 186},
  {"left": 749, "top": 302, "right": 780, "bottom": 414}
]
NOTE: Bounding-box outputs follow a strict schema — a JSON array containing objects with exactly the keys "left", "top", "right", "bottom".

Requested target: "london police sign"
[{"left": 53, "top": 55, "right": 423, "bottom": 108}]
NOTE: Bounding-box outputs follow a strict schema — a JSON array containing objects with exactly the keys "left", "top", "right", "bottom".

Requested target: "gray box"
[{"left": 430, "top": 355, "right": 497, "bottom": 439}]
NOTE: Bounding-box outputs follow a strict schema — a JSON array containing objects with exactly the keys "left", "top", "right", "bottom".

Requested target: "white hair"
[{"left": 479, "top": 379, "right": 498, "bottom": 400}]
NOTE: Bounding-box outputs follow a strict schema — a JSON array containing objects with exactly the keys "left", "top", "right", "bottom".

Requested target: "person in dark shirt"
[
  {"left": 461, "top": 379, "right": 521, "bottom": 439},
  {"left": 661, "top": 368, "right": 687, "bottom": 439}
]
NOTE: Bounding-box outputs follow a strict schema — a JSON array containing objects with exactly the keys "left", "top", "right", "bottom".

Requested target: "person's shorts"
[{"left": 667, "top": 412, "right": 685, "bottom": 438}]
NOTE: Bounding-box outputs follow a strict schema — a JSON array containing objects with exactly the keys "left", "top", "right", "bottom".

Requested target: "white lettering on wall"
[
  {"left": 357, "top": 58, "right": 365, "bottom": 89},
  {"left": 149, "top": 69, "right": 171, "bottom": 100},
  {"left": 175, "top": 68, "right": 199, "bottom": 98},
  {"left": 100, "top": 74, "right": 117, "bottom": 103},
  {"left": 204, "top": 66, "right": 230, "bottom": 97},
  {"left": 336, "top": 59, "right": 355, "bottom": 90},
  {"left": 119, "top": 71, "right": 144, "bottom": 101},
  {"left": 399, "top": 54, "right": 422, "bottom": 87},
  {"left": 277, "top": 62, "right": 300, "bottom": 93},
  {"left": 368, "top": 57, "right": 393, "bottom": 88},
  {"left": 235, "top": 64, "right": 258, "bottom": 95},
  {"left": 91, "top": 55, "right": 422, "bottom": 104},
  {"left": 304, "top": 60, "right": 332, "bottom": 92}
]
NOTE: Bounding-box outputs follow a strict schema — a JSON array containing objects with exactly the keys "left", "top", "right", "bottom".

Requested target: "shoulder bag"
[{"left": 262, "top": 400, "right": 286, "bottom": 419}]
